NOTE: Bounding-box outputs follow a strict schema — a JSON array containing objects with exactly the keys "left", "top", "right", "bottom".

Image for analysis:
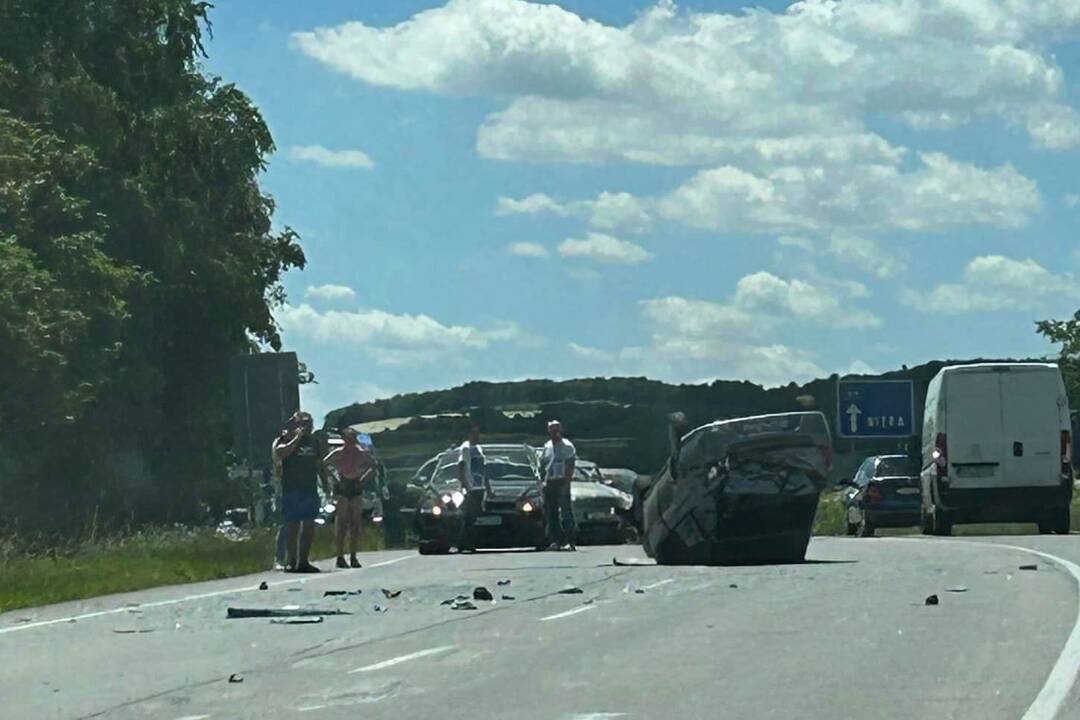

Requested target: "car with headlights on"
[
  {"left": 414, "top": 443, "right": 545, "bottom": 554},
  {"left": 571, "top": 461, "right": 636, "bottom": 544}
]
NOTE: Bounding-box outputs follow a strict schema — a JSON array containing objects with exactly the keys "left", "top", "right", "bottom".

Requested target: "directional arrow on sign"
[{"left": 846, "top": 404, "right": 862, "bottom": 434}]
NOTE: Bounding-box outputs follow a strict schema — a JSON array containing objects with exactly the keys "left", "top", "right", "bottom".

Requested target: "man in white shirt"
[
  {"left": 540, "top": 420, "right": 577, "bottom": 551},
  {"left": 457, "top": 424, "right": 494, "bottom": 552}
]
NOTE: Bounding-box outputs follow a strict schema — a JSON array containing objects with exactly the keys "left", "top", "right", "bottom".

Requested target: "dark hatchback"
[{"left": 840, "top": 454, "right": 921, "bottom": 537}]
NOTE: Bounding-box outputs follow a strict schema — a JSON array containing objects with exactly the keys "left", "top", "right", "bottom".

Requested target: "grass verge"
[{"left": 0, "top": 524, "right": 382, "bottom": 613}]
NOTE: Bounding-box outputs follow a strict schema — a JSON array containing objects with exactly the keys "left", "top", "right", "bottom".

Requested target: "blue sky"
[{"left": 203, "top": 1, "right": 1080, "bottom": 420}]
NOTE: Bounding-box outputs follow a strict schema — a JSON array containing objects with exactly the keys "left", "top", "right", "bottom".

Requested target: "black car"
[
  {"left": 839, "top": 454, "right": 921, "bottom": 537},
  {"left": 414, "top": 443, "right": 546, "bottom": 554}
]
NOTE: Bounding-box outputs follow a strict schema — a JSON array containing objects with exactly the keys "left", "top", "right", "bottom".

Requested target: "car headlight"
[
  {"left": 441, "top": 494, "right": 452, "bottom": 505},
  {"left": 521, "top": 501, "right": 534, "bottom": 513},
  {"left": 323, "top": 503, "right": 336, "bottom": 515},
  {"left": 432, "top": 505, "right": 443, "bottom": 517},
  {"left": 451, "top": 491, "right": 465, "bottom": 507}
]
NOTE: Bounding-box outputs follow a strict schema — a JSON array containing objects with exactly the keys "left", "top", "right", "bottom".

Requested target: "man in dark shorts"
[
  {"left": 324, "top": 428, "right": 377, "bottom": 568},
  {"left": 274, "top": 412, "right": 329, "bottom": 573}
]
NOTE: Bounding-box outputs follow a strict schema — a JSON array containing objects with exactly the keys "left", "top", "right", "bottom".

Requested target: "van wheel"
[{"left": 931, "top": 507, "right": 952, "bottom": 537}]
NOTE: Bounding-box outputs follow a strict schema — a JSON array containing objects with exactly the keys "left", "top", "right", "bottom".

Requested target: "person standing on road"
[
  {"left": 274, "top": 412, "right": 331, "bottom": 573},
  {"left": 540, "top": 420, "right": 577, "bottom": 551},
  {"left": 269, "top": 425, "right": 290, "bottom": 570},
  {"left": 324, "top": 427, "right": 377, "bottom": 569},
  {"left": 457, "top": 424, "right": 495, "bottom": 553}
]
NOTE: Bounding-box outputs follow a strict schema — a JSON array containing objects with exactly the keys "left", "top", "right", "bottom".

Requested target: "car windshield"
[
  {"left": 877, "top": 457, "right": 919, "bottom": 477},
  {"left": 431, "top": 446, "right": 535, "bottom": 486}
]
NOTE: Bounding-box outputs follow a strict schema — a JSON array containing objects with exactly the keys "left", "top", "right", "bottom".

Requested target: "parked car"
[
  {"left": 571, "top": 462, "right": 636, "bottom": 545},
  {"left": 840, "top": 455, "right": 921, "bottom": 536},
  {"left": 414, "top": 443, "right": 546, "bottom": 554},
  {"left": 641, "top": 411, "right": 833, "bottom": 565},
  {"left": 599, "top": 467, "right": 639, "bottom": 494},
  {"left": 920, "top": 363, "right": 1072, "bottom": 536}
]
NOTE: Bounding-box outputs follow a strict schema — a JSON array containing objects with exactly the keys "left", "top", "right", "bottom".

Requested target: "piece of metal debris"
[
  {"left": 450, "top": 599, "right": 477, "bottom": 611},
  {"left": 227, "top": 607, "right": 351, "bottom": 619},
  {"left": 373, "top": 605, "right": 388, "bottom": 613},
  {"left": 381, "top": 589, "right": 402, "bottom": 599},
  {"left": 946, "top": 586, "right": 968, "bottom": 593},
  {"left": 558, "top": 587, "right": 584, "bottom": 595},
  {"left": 634, "top": 589, "right": 645, "bottom": 594},
  {"left": 112, "top": 628, "right": 155, "bottom": 634},
  {"left": 1019, "top": 564, "right": 1038, "bottom": 571},
  {"left": 228, "top": 674, "right": 244, "bottom": 683},
  {"left": 501, "top": 595, "right": 515, "bottom": 601},
  {"left": 270, "top": 616, "right": 323, "bottom": 625},
  {"left": 613, "top": 557, "right": 654, "bottom": 567},
  {"left": 324, "top": 590, "right": 362, "bottom": 597},
  {"left": 473, "top": 587, "right": 494, "bottom": 601},
  {"left": 729, "top": 584, "right": 739, "bottom": 589},
  {"left": 925, "top": 594, "right": 939, "bottom": 606},
  {"left": 497, "top": 579, "right": 511, "bottom": 586},
  {"left": 258, "top": 581, "right": 269, "bottom": 590}
]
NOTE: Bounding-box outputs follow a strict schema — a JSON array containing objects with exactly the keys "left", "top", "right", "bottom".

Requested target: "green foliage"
[
  {"left": 1037, "top": 312, "right": 1080, "bottom": 404},
  {"left": 0, "top": 1, "right": 304, "bottom": 532}
]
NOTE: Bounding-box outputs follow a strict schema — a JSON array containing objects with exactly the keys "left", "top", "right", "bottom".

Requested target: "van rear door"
[
  {"left": 946, "top": 370, "right": 1009, "bottom": 488},
  {"left": 1000, "top": 368, "right": 1063, "bottom": 488}
]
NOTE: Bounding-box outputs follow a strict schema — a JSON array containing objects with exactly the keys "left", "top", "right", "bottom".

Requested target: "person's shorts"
[
  {"left": 282, "top": 491, "right": 320, "bottom": 523},
  {"left": 333, "top": 477, "right": 363, "bottom": 500}
]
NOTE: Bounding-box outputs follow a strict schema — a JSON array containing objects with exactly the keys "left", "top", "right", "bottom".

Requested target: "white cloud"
[
  {"left": 733, "top": 272, "right": 881, "bottom": 330},
  {"left": 496, "top": 191, "right": 651, "bottom": 232},
  {"left": 506, "top": 241, "right": 549, "bottom": 258},
  {"left": 305, "top": 284, "right": 357, "bottom": 301},
  {"left": 902, "top": 255, "right": 1080, "bottom": 314},
  {"left": 568, "top": 342, "right": 615, "bottom": 363},
  {"left": 827, "top": 236, "right": 905, "bottom": 278},
  {"left": 557, "top": 232, "right": 652, "bottom": 264},
  {"left": 1025, "top": 104, "right": 1080, "bottom": 150},
  {"left": 277, "top": 303, "right": 524, "bottom": 366},
  {"left": 777, "top": 235, "right": 815, "bottom": 253},
  {"left": 495, "top": 194, "right": 569, "bottom": 217},
  {"left": 288, "top": 144, "right": 375, "bottom": 169}
]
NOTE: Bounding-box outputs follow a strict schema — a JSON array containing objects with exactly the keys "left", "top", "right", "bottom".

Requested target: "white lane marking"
[
  {"left": 540, "top": 605, "right": 597, "bottom": 622},
  {"left": 174, "top": 716, "right": 210, "bottom": 720},
  {"left": 891, "top": 538, "right": 1080, "bottom": 720},
  {"left": 640, "top": 578, "right": 674, "bottom": 591},
  {"left": 349, "top": 645, "right": 454, "bottom": 674},
  {"left": 298, "top": 705, "right": 328, "bottom": 713},
  {"left": 0, "top": 554, "right": 416, "bottom": 636}
]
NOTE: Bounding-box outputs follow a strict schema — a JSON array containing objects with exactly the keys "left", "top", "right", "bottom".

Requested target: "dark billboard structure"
[{"left": 230, "top": 352, "right": 300, "bottom": 468}]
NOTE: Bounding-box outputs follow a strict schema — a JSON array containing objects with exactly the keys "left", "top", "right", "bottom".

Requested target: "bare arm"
[
  {"left": 274, "top": 429, "right": 304, "bottom": 459},
  {"left": 564, "top": 456, "right": 575, "bottom": 483}
]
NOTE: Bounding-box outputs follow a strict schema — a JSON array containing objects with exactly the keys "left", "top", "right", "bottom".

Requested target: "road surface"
[{"left": 3, "top": 536, "right": 1080, "bottom": 720}]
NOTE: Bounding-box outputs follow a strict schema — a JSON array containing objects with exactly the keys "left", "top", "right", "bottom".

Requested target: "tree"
[
  {"left": 1037, "top": 312, "right": 1080, "bottom": 403},
  {"left": 0, "top": 1, "right": 305, "bottom": 531}
]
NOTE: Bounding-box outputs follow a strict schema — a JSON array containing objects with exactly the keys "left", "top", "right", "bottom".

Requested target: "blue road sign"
[{"left": 836, "top": 379, "right": 915, "bottom": 438}]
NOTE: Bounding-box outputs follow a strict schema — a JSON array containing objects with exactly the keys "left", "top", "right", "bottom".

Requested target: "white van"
[{"left": 920, "top": 363, "right": 1072, "bottom": 535}]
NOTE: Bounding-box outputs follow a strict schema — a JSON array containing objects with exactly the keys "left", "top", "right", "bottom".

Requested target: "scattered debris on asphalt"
[
  {"left": 228, "top": 673, "right": 244, "bottom": 683},
  {"left": 258, "top": 581, "right": 269, "bottom": 590},
  {"left": 501, "top": 595, "right": 515, "bottom": 601},
  {"left": 925, "top": 594, "right": 939, "bottom": 606},
  {"left": 497, "top": 579, "right": 511, "bottom": 586},
  {"left": 287, "top": 587, "right": 302, "bottom": 592},
  {"left": 451, "top": 599, "right": 477, "bottom": 611},
  {"left": 227, "top": 607, "right": 351, "bottom": 619},
  {"left": 1019, "top": 564, "right": 1038, "bottom": 571},
  {"left": 557, "top": 587, "right": 584, "bottom": 594},
  {"left": 381, "top": 589, "right": 402, "bottom": 599},
  {"left": 946, "top": 586, "right": 968, "bottom": 593},
  {"left": 270, "top": 616, "right": 323, "bottom": 625},
  {"left": 324, "top": 590, "right": 362, "bottom": 597},
  {"left": 112, "top": 628, "right": 155, "bottom": 634},
  {"left": 634, "top": 589, "right": 645, "bottom": 594},
  {"left": 473, "top": 586, "right": 494, "bottom": 601},
  {"left": 983, "top": 570, "right": 999, "bottom": 575},
  {"left": 373, "top": 605, "right": 387, "bottom": 613},
  {"left": 729, "top": 584, "right": 739, "bottom": 589}
]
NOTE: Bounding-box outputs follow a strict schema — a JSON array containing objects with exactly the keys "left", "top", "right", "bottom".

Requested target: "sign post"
[{"left": 836, "top": 379, "right": 915, "bottom": 439}]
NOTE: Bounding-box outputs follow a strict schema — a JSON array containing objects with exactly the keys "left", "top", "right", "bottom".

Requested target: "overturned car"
[{"left": 641, "top": 411, "right": 833, "bottom": 565}]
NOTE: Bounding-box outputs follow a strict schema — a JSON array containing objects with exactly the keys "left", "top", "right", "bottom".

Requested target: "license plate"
[
  {"left": 474, "top": 515, "right": 502, "bottom": 526},
  {"left": 955, "top": 465, "right": 995, "bottom": 478},
  {"left": 587, "top": 511, "right": 614, "bottom": 521},
  {"left": 896, "top": 487, "right": 920, "bottom": 495}
]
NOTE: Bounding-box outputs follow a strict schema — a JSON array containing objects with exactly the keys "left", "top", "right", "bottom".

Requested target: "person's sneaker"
[
  {"left": 296, "top": 562, "right": 322, "bottom": 573},
  {"left": 336, "top": 556, "right": 349, "bottom": 569},
  {"left": 545, "top": 542, "right": 561, "bottom": 551},
  {"left": 273, "top": 562, "right": 286, "bottom": 572},
  {"left": 562, "top": 543, "right": 577, "bottom": 552},
  {"left": 350, "top": 555, "right": 362, "bottom": 569},
  {"left": 284, "top": 561, "right": 298, "bottom": 573}
]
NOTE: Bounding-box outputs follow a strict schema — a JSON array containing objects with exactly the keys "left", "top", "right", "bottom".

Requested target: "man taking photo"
[
  {"left": 540, "top": 420, "right": 577, "bottom": 551},
  {"left": 274, "top": 412, "right": 330, "bottom": 573}
]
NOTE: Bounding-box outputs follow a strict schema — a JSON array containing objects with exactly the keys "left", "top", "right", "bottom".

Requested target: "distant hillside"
[{"left": 326, "top": 358, "right": 1045, "bottom": 481}]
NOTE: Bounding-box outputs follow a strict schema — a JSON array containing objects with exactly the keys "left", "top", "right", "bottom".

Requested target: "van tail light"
[
  {"left": 819, "top": 443, "right": 833, "bottom": 469},
  {"left": 933, "top": 433, "right": 948, "bottom": 471},
  {"left": 1062, "top": 431, "right": 1072, "bottom": 482},
  {"left": 867, "top": 483, "right": 883, "bottom": 504}
]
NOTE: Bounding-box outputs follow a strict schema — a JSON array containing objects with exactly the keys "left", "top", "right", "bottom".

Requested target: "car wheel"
[{"left": 418, "top": 540, "right": 450, "bottom": 555}]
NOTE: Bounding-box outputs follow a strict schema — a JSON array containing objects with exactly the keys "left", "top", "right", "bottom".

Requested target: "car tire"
[
  {"left": 845, "top": 522, "right": 858, "bottom": 536},
  {"left": 418, "top": 540, "right": 450, "bottom": 555}
]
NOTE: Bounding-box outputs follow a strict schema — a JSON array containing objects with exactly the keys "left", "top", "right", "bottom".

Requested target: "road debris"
[
  {"left": 112, "top": 628, "right": 155, "bottom": 634},
  {"left": 450, "top": 599, "right": 477, "bottom": 611},
  {"left": 324, "top": 590, "right": 362, "bottom": 597},
  {"left": 729, "top": 583, "right": 739, "bottom": 589},
  {"left": 473, "top": 586, "right": 494, "bottom": 601},
  {"left": 501, "top": 595, "right": 515, "bottom": 601},
  {"left": 227, "top": 607, "right": 351, "bottom": 619},
  {"left": 946, "top": 586, "right": 968, "bottom": 593},
  {"left": 925, "top": 594, "right": 939, "bottom": 606},
  {"left": 270, "top": 616, "right": 323, "bottom": 625},
  {"left": 381, "top": 589, "right": 402, "bottom": 599},
  {"left": 373, "top": 605, "right": 388, "bottom": 613},
  {"left": 613, "top": 557, "right": 654, "bottom": 566},
  {"left": 634, "top": 589, "right": 645, "bottom": 594},
  {"left": 497, "top": 579, "right": 511, "bottom": 586},
  {"left": 1019, "top": 564, "right": 1038, "bottom": 571},
  {"left": 557, "top": 587, "right": 584, "bottom": 594},
  {"left": 258, "top": 581, "right": 269, "bottom": 590},
  {"left": 228, "top": 673, "right": 244, "bottom": 683}
]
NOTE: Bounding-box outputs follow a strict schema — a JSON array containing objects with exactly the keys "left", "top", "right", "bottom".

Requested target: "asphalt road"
[{"left": 3, "top": 536, "right": 1080, "bottom": 720}]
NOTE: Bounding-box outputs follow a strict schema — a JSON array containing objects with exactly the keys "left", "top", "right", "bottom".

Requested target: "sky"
[{"left": 203, "top": 0, "right": 1080, "bottom": 421}]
